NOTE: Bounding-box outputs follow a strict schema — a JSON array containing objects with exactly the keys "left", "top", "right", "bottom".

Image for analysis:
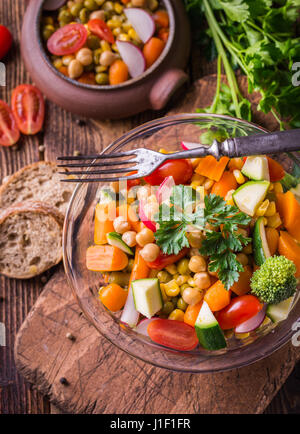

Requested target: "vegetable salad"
[
  {"left": 42, "top": 0, "right": 169, "bottom": 86},
  {"left": 86, "top": 144, "right": 299, "bottom": 352}
]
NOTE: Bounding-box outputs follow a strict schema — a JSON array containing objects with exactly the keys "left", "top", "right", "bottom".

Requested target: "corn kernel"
[
  {"left": 164, "top": 280, "right": 180, "bottom": 297},
  {"left": 122, "top": 21, "right": 132, "bottom": 32},
  {"left": 203, "top": 179, "right": 214, "bottom": 190},
  {"left": 112, "top": 27, "right": 122, "bottom": 36},
  {"left": 128, "top": 28, "right": 141, "bottom": 42},
  {"left": 118, "top": 33, "right": 130, "bottom": 41},
  {"left": 191, "top": 173, "right": 204, "bottom": 183},
  {"left": 100, "top": 40, "right": 111, "bottom": 51},
  {"left": 159, "top": 284, "right": 169, "bottom": 302},
  {"left": 114, "top": 2, "right": 123, "bottom": 13},
  {"left": 107, "top": 19, "right": 120, "bottom": 28},
  {"left": 256, "top": 199, "right": 270, "bottom": 217},
  {"left": 165, "top": 264, "right": 177, "bottom": 275},
  {"left": 187, "top": 277, "right": 196, "bottom": 287},
  {"left": 267, "top": 212, "right": 282, "bottom": 228},
  {"left": 260, "top": 316, "right": 272, "bottom": 327},
  {"left": 191, "top": 180, "right": 202, "bottom": 189},
  {"left": 111, "top": 43, "right": 119, "bottom": 52},
  {"left": 168, "top": 309, "right": 185, "bottom": 321},
  {"left": 233, "top": 169, "right": 246, "bottom": 184},
  {"left": 226, "top": 198, "right": 234, "bottom": 206},
  {"left": 235, "top": 332, "right": 250, "bottom": 339},
  {"left": 264, "top": 201, "right": 276, "bottom": 217},
  {"left": 263, "top": 217, "right": 268, "bottom": 225},
  {"left": 268, "top": 183, "right": 274, "bottom": 191},
  {"left": 175, "top": 275, "right": 189, "bottom": 286},
  {"left": 274, "top": 182, "right": 283, "bottom": 193},
  {"left": 191, "top": 158, "right": 201, "bottom": 168}
]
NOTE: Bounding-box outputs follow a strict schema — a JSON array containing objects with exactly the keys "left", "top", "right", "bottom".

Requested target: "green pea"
[
  {"left": 93, "top": 48, "right": 102, "bottom": 64},
  {"left": 42, "top": 25, "right": 55, "bottom": 41},
  {"left": 103, "top": 1, "right": 114, "bottom": 11},
  {"left": 162, "top": 301, "right": 174, "bottom": 315},
  {"left": 180, "top": 283, "right": 190, "bottom": 295},
  {"left": 70, "top": 3, "right": 83, "bottom": 17},
  {"left": 84, "top": 0, "right": 98, "bottom": 10},
  {"left": 79, "top": 7, "right": 89, "bottom": 23},
  {"left": 87, "top": 35, "right": 100, "bottom": 50},
  {"left": 171, "top": 296, "right": 179, "bottom": 307},
  {"left": 108, "top": 271, "right": 130, "bottom": 286},
  {"left": 95, "top": 65, "right": 107, "bottom": 73},
  {"left": 177, "top": 297, "right": 188, "bottom": 311},
  {"left": 95, "top": 0, "right": 105, "bottom": 5},
  {"left": 157, "top": 270, "right": 172, "bottom": 283},
  {"left": 58, "top": 9, "right": 73, "bottom": 24},
  {"left": 177, "top": 258, "right": 190, "bottom": 275},
  {"left": 95, "top": 72, "right": 109, "bottom": 84}
]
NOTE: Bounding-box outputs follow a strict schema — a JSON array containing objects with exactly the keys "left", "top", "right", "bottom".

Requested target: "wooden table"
[{"left": 0, "top": 0, "right": 299, "bottom": 414}]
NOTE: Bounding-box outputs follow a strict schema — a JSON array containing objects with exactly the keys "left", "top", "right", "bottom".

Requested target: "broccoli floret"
[{"left": 251, "top": 256, "right": 297, "bottom": 304}]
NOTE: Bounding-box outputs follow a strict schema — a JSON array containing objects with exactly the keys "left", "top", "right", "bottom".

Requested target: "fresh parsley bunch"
[{"left": 154, "top": 186, "right": 251, "bottom": 289}]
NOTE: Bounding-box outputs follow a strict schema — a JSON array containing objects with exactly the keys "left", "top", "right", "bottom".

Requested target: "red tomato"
[
  {"left": 144, "top": 159, "right": 193, "bottom": 186},
  {"left": 0, "top": 100, "right": 20, "bottom": 146},
  {"left": 88, "top": 19, "right": 114, "bottom": 44},
  {"left": 11, "top": 85, "right": 45, "bottom": 135},
  {"left": 216, "top": 295, "right": 263, "bottom": 330},
  {"left": 126, "top": 171, "right": 140, "bottom": 189},
  {"left": 146, "top": 248, "right": 189, "bottom": 270},
  {"left": 0, "top": 25, "right": 12, "bottom": 60},
  {"left": 147, "top": 319, "right": 198, "bottom": 351},
  {"left": 267, "top": 157, "right": 285, "bottom": 182},
  {"left": 47, "top": 23, "right": 88, "bottom": 56}
]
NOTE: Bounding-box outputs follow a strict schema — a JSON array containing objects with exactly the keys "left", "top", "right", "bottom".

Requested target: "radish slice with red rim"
[
  {"left": 135, "top": 318, "right": 158, "bottom": 337},
  {"left": 181, "top": 141, "right": 202, "bottom": 150},
  {"left": 116, "top": 40, "right": 146, "bottom": 78},
  {"left": 120, "top": 285, "right": 139, "bottom": 328},
  {"left": 156, "top": 176, "right": 175, "bottom": 204},
  {"left": 139, "top": 200, "right": 156, "bottom": 232},
  {"left": 235, "top": 304, "right": 267, "bottom": 334},
  {"left": 124, "top": 8, "right": 155, "bottom": 44}
]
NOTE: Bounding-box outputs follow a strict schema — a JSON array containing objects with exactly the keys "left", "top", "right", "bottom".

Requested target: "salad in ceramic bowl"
[{"left": 64, "top": 114, "right": 300, "bottom": 372}]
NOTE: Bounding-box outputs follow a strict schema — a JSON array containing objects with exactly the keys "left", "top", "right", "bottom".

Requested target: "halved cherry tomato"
[
  {"left": 47, "top": 23, "right": 88, "bottom": 56},
  {"left": 267, "top": 157, "right": 285, "bottom": 182},
  {"left": 146, "top": 248, "right": 189, "bottom": 270},
  {"left": 11, "top": 85, "right": 45, "bottom": 135},
  {"left": 0, "top": 100, "right": 20, "bottom": 146},
  {"left": 147, "top": 319, "right": 198, "bottom": 351},
  {"left": 126, "top": 171, "right": 140, "bottom": 189},
  {"left": 88, "top": 19, "right": 114, "bottom": 44},
  {"left": 144, "top": 159, "right": 193, "bottom": 186},
  {"left": 0, "top": 25, "right": 12, "bottom": 60},
  {"left": 216, "top": 295, "right": 263, "bottom": 330},
  {"left": 153, "top": 10, "right": 169, "bottom": 28}
]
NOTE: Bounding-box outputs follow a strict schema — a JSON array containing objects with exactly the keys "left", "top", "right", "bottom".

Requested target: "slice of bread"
[
  {"left": 0, "top": 161, "right": 75, "bottom": 215},
  {"left": 0, "top": 201, "right": 64, "bottom": 279}
]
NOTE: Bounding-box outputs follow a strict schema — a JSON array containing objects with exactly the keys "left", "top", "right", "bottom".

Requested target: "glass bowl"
[{"left": 63, "top": 113, "right": 300, "bottom": 373}]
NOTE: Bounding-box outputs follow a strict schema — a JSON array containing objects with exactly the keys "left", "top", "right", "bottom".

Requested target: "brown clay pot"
[{"left": 21, "top": 0, "right": 191, "bottom": 119}]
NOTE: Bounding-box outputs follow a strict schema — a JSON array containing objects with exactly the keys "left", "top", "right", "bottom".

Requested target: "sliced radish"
[
  {"left": 156, "top": 176, "right": 175, "bottom": 204},
  {"left": 135, "top": 318, "right": 159, "bottom": 337},
  {"left": 124, "top": 8, "right": 155, "bottom": 44},
  {"left": 139, "top": 200, "right": 156, "bottom": 232},
  {"left": 120, "top": 285, "right": 139, "bottom": 328},
  {"left": 235, "top": 304, "right": 267, "bottom": 334},
  {"left": 116, "top": 40, "right": 146, "bottom": 78},
  {"left": 181, "top": 141, "right": 202, "bottom": 150}
]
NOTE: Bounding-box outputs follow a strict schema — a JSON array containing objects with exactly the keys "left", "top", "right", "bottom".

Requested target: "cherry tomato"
[
  {"left": 47, "top": 23, "right": 88, "bottom": 56},
  {"left": 147, "top": 319, "right": 198, "bottom": 351},
  {"left": 0, "top": 100, "right": 20, "bottom": 146},
  {"left": 216, "top": 295, "right": 263, "bottom": 330},
  {"left": 11, "top": 85, "right": 45, "bottom": 135},
  {"left": 0, "top": 25, "right": 12, "bottom": 60},
  {"left": 126, "top": 171, "right": 140, "bottom": 189},
  {"left": 146, "top": 248, "right": 189, "bottom": 270},
  {"left": 88, "top": 19, "right": 114, "bottom": 44},
  {"left": 144, "top": 159, "right": 193, "bottom": 186}
]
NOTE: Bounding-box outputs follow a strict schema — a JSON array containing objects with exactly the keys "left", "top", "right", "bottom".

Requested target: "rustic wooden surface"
[{"left": 0, "top": 0, "right": 299, "bottom": 414}]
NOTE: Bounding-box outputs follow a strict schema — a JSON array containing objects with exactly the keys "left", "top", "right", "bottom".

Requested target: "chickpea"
[
  {"left": 188, "top": 248, "right": 202, "bottom": 257},
  {"left": 62, "top": 54, "right": 75, "bottom": 66},
  {"left": 188, "top": 255, "right": 207, "bottom": 273},
  {"left": 113, "top": 216, "right": 131, "bottom": 234},
  {"left": 122, "top": 231, "right": 137, "bottom": 247},
  {"left": 100, "top": 50, "right": 117, "bottom": 67},
  {"left": 68, "top": 59, "right": 84, "bottom": 79},
  {"left": 236, "top": 253, "right": 249, "bottom": 266},
  {"left": 76, "top": 47, "right": 93, "bottom": 66},
  {"left": 182, "top": 287, "right": 203, "bottom": 306},
  {"left": 136, "top": 228, "right": 155, "bottom": 247},
  {"left": 89, "top": 10, "right": 106, "bottom": 20},
  {"left": 194, "top": 272, "right": 211, "bottom": 289},
  {"left": 187, "top": 230, "right": 203, "bottom": 248},
  {"left": 137, "top": 185, "right": 151, "bottom": 201},
  {"left": 140, "top": 243, "right": 160, "bottom": 262},
  {"left": 132, "top": 0, "right": 146, "bottom": 6}
]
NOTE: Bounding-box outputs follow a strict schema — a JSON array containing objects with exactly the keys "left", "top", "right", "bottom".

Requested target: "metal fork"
[{"left": 58, "top": 129, "right": 300, "bottom": 182}]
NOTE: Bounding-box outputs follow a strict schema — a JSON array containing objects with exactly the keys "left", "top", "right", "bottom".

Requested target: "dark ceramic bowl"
[{"left": 21, "top": 0, "right": 191, "bottom": 119}]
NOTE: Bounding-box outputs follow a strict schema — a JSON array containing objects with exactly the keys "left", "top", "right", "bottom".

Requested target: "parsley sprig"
[{"left": 154, "top": 186, "right": 251, "bottom": 289}]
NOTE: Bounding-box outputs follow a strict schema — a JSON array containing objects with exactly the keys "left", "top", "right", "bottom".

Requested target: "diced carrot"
[
  {"left": 99, "top": 283, "right": 128, "bottom": 312},
  {"left": 94, "top": 203, "right": 115, "bottom": 245},
  {"left": 143, "top": 37, "right": 165, "bottom": 68},
  {"left": 204, "top": 280, "right": 231, "bottom": 312},
  {"left": 267, "top": 157, "right": 285, "bottom": 182},
  {"left": 228, "top": 158, "right": 244, "bottom": 171},
  {"left": 278, "top": 231, "right": 300, "bottom": 277},
  {"left": 265, "top": 227, "right": 279, "bottom": 255},
  {"left": 109, "top": 60, "right": 128, "bottom": 85},
  {"left": 184, "top": 301, "right": 203, "bottom": 327},
  {"left": 158, "top": 28, "right": 169, "bottom": 43},
  {"left": 211, "top": 171, "right": 237, "bottom": 199},
  {"left": 78, "top": 72, "right": 96, "bottom": 85},
  {"left": 195, "top": 156, "right": 229, "bottom": 182},
  {"left": 128, "top": 246, "right": 150, "bottom": 290},
  {"left": 117, "top": 203, "right": 142, "bottom": 232},
  {"left": 86, "top": 245, "right": 128, "bottom": 271},
  {"left": 230, "top": 265, "right": 252, "bottom": 296},
  {"left": 276, "top": 191, "right": 300, "bottom": 242},
  {"left": 59, "top": 66, "right": 68, "bottom": 76},
  {"left": 153, "top": 10, "right": 169, "bottom": 28}
]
